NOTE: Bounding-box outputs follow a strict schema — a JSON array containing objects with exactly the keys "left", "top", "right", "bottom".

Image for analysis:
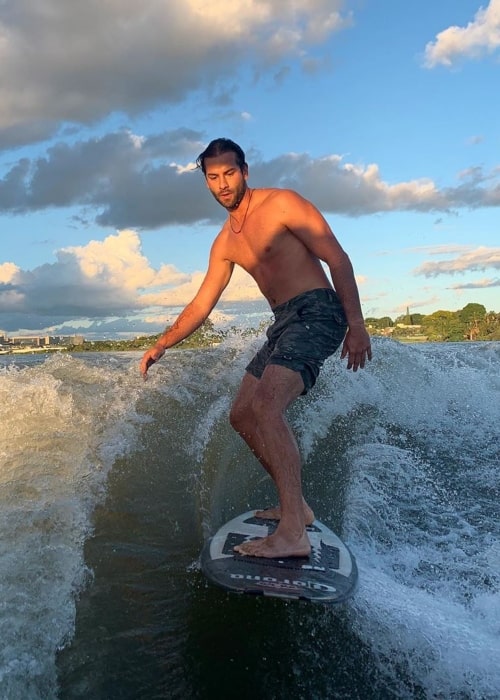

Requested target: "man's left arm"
[
  {"left": 328, "top": 251, "right": 372, "bottom": 371},
  {"left": 283, "top": 190, "right": 372, "bottom": 371}
]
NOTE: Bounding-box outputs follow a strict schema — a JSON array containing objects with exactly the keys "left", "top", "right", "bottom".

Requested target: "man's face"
[{"left": 204, "top": 151, "right": 248, "bottom": 211}]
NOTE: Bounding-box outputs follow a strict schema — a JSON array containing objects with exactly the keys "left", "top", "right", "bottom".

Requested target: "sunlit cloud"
[
  {"left": 0, "top": 229, "right": 262, "bottom": 334},
  {"left": 393, "top": 296, "right": 441, "bottom": 314},
  {"left": 1, "top": 134, "right": 500, "bottom": 227},
  {"left": 449, "top": 277, "right": 500, "bottom": 289},
  {"left": 424, "top": 0, "right": 500, "bottom": 68},
  {"left": 413, "top": 246, "right": 500, "bottom": 277},
  {"left": 406, "top": 244, "right": 473, "bottom": 257},
  {"left": 0, "top": 0, "right": 349, "bottom": 147}
]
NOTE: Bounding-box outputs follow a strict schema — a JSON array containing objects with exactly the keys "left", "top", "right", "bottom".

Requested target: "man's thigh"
[
  {"left": 253, "top": 364, "right": 305, "bottom": 412},
  {"left": 233, "top": 365, "right": 304, "bottom": 416}
]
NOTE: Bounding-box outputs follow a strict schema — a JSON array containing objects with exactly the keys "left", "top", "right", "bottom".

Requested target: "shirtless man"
[{"left": 140, "top": 138, "right": 371, "bottom": 559}]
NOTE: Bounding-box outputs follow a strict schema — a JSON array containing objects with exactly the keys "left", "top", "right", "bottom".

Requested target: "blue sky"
[{"left": 0, "top": 0, "right": 499, "bottom": 338}]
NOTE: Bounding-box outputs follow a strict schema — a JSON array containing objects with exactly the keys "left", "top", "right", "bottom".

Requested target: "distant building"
[
  {"left": 9, "top": 335, "right": 47, "bottom": 346},
  {"left": 5, "top": 334, "right": 85, "bottom": 347}
]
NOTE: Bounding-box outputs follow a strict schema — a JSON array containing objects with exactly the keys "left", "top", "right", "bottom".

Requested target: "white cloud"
[
  {"left": 0, "top": 228, "right": 262, "bottom": 333},
  {"left": 406, "top": 244, "right": 473, "bottom": 256},
  {"left": 449, "top": 277, "right": 500, "bottom": 289},
  {"left": 221, "top": 266, "right": 261, "bottom": 302},
  {"left": 0, "top": 262, "right": 20, "bottom": 283},
  {"left": 413, "top": 246, "right": 500, "bottom": 277},
  {"left": 424, "top": 0, "right": 500, "bottom": 68},
  {"left": 140, "top": 263, "right": 260, "bottom": 309},
  {"left": 0, "top": 0, "right": 348, "bottom": 146},
  {"left": 0, "top": 230, "right": 186, "bottom": 326},
  {"left": 60, "top": 229, "right": 188, "bottom": 294},
  {"left": 393, "top": 296, "right": 441, "bottom": 314},
  {"left": 467, "top": 135, "right": 484, "bottom": 146},
  {"left": 251, "top": 152, "right": 499, "bottom": 216},
  {"left": 2, "top": 134, "right": 500, "bottom": 227}
]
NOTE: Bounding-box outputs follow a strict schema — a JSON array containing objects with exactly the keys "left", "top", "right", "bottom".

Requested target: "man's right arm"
[{"left": 140, "top": 241, "right": 233, "bottom": 378}]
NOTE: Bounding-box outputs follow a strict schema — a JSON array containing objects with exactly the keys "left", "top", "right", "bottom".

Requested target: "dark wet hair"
[{"left": 196, "top": 138, "right": 247, "bottom": 175}]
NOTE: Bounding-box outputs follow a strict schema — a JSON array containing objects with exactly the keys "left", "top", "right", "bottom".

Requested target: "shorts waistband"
[{"left": 271, "top": 288, "right": 338, "bottom": 314}]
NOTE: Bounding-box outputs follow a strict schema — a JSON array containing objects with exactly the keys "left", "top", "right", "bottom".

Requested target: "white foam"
[
  {"left": 335, "top": 341, "right": 500, "bottom": 698},
  {"left": 0, "top": 354, "right": 146, "bottom": 698}
]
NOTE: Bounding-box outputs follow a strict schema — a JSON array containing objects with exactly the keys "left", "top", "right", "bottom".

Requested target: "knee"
[
  {"left": 230, "top": 388, "right": 281, "bottom": 434},
  {"left": 229, "top": 394, "right": 270, "bottom": 434}
]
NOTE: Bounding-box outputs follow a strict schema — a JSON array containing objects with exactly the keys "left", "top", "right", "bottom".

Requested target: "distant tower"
[{"left": 405, "top": 306, "right": 412, "bottom": 325}]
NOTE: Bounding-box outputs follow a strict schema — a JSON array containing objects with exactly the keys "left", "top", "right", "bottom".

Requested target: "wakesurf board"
[{"left": 201, "top": 510, "right": 358, "bottom": 603}]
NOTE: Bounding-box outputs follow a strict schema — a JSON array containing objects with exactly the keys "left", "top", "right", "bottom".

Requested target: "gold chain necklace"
[{"left": 229, "top": 189, "right": 253, "bottom": 234}]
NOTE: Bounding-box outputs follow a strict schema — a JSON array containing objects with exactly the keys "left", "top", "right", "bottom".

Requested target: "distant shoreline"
[{"left": 2, "top": 337, "right": 498, "bottom": 357}]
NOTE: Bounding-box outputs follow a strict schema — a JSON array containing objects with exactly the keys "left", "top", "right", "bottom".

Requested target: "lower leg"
[
  {"left": 232, "top": 406, "right": 315, "bottom": 524},
  {"left": 230, "top": 368, "right": 313, "bottom": 557},
  {"left": 241, "top": 412, "right": 310, "bottom": 557}
]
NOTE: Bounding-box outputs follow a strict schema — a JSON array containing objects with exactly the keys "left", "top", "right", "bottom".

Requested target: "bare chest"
[{"left": 224, "top": 212, "right": 292, "bottom": 271}]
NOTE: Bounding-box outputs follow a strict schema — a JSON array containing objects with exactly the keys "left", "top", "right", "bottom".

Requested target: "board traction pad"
[{"left": 201, "top": 512, "right": 358, "bottom": 603}]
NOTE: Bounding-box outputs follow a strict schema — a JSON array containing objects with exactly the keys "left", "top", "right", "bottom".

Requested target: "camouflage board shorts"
[{"left": 245, "top": 288, "right": 348, "bottom": 394}]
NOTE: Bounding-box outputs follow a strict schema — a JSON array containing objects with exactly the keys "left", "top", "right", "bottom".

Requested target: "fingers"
[
  {"left": 344, "top": 345, "right": 372, "bottom": 372},
  {"left": 341, "top": 325, "right": 372, "bottom": 371},
  {"left": 140, "top": 356, "right": 153, "bottom": 379},
  {"left": 357, "top": 346, "right": 371, "bottom": 370},
  {"left": 140, "top": 351, "right": 158, "bottom": 378},
  {"left": 140, "top": 344, "right": 166, "bottom": 378}
]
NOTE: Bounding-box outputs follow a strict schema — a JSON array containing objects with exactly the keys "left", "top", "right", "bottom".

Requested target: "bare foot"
[
  {"left": 255, "top": 503, "right": 315, "bottom": 526},
  {"left": 234, "top": 531, "right": 311, "bottom": 559}
]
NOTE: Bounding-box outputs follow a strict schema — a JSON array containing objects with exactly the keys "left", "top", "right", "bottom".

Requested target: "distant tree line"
[
  {"left": 66, "top": 303, "right": 499, "bottom": 352},
  {"left": 365, "top": 303, "right": 500, "bottom": 342},
  {"left": 69, "top": 319, "right": 252, "bottom": 352}
]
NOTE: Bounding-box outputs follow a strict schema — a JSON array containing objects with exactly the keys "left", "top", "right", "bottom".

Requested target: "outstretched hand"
[
  {"left": 340, "top": 325, "right": 372, "bottom": 372},
  {"left": 140, "top": 344, "right": 166, "bottom": 379}
]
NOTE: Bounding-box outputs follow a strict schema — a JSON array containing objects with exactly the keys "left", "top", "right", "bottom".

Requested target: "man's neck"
[{"left": 228, "top": 188, "right": 253, "bottom": 234}]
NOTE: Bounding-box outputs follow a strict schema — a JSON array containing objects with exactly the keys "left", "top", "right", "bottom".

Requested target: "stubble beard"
[{"left": 212, "top": 181, "right": 247, "bottom": 211}]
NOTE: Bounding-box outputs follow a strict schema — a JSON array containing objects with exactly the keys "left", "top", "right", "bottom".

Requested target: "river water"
[{"left": 0, "top": 338, "right": 498, "bottom": 699}]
